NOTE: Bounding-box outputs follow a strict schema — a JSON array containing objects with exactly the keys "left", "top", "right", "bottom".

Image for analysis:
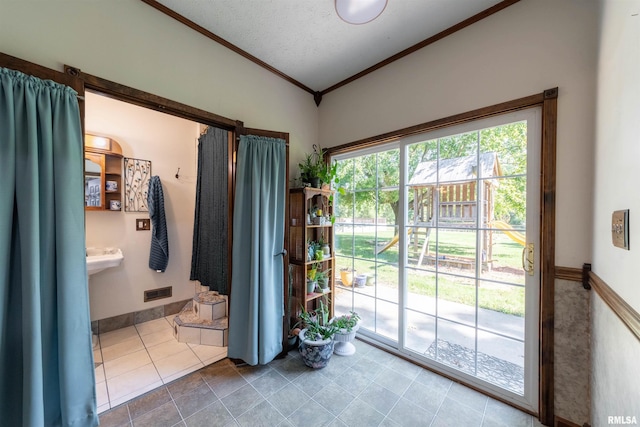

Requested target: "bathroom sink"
[{"left": 86, "top": 247, "right": 124, "bottom": 276}]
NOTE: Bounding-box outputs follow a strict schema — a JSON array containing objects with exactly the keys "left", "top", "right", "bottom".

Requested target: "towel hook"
[{"left": 175, "top": 168, "right": 180, "bottom": 179}]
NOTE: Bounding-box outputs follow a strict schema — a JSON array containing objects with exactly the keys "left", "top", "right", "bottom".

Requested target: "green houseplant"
[
  {"left": 331, "top": 311, "right": 361, "bottom": 356},
  {"left": 297, "top": 301, "right": 339, "bottom": 368}
]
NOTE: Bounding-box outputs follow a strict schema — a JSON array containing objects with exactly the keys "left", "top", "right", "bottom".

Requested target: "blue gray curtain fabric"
[
  {"left": 228, "top": 135, "right": 286, "bottom": 365},
  {"left": 148, "top": 175, "right": 169, "bottom": 272},
  {"left": 0, "top": 68, "right": 97, "bottom": 426},
  {"left": 190, "top": 127, "right": 228, "bottom": 293}
]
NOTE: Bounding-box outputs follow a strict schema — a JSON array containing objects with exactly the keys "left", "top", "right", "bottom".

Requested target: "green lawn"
[{"left": 334, "top": 228, "right": 525, "bottom": 316}]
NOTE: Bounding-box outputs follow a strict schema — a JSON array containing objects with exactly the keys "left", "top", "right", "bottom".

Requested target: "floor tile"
[
  {"left": 402, "top": 380, "right": 448, "bottom": 414},
  {"left": 166, "top": 372, "right": 206, "bottom": 399},
  {"left": 373, "top": 367, "right": 412, "bottom": 396},
  {"left": 140, "top": 328, "right": 175, "bottom": 348},
  {"left": 110, "top": 380, "right": 164, "bottom": 408},
  {"left": 431, "top": 397, "right": 483, "bottom": 427},
  {"left": 127, "top": 386, "right": 172, "bottom": 420},
  {"left": 201, "top": 364, "right": 247, "bottom": 398},
  {"left": 220, "top": 383, "right": 264, "bottom": 418},
  {"left": 235, "top": 400, "right": 285, "bottom": 427},
  {"left": 446, "top": 382, "right": 488, "bottom": 413},
  {"left": 267, "top": 383, "right": 310, "bottom": 418},
  {"left": 288, "top": 399, "right": 336, "bottom": 427},
  {"left": 312, "top": 381, "right": 355, "bottom": 416},
  {"left": 100, "top": 326, "right": 139, "bottom": 348},
  {"left": 96, "top": 381, "right": 109, "bottom": 407},
  {"left": 104, "top": 349, "right": 152, "bottom": 379},
  {"left": 183, "top": 400, "right": 233, "bottom": 427},
  {"left": 333, "top": 366, "right": 372, "bottom": 396},
  {"left": 154, "top": 349, "right": 202, "bottom": 380},
  {"left": 97, "top": 403, "right": 111, "bottom": 415},
  {"left": 135, "top": 317, "right": 172, "bottom": 336},
  {"left": 98, "top": 404, "right": 130, "bottom": 426},
  {"left": 131, "top": 400, "right": 181, "bottom": 427},
  {"left": 94, "top": 348, "right": 103, "bottom": 364},
  {"left": 292, "top": 369, "right": 330, "bottom": 398},
  {"left": 250, "top": 369, "right": 289, "bottom": 397},
  {"left": 386, "top": 397, "right": 435, "bottom": 427},
  {"left": 107, "top": 363, "right": 162, "bottom": 401},
  {"left": 339, "top": 397, "right": 385, "bottom": 427},
  {"left": 173, "top": 382, "right": 218, "bottom": 419},
  {"left": 95, "top": 364, "right": 106, "bottom": 384},
  {"left": 483, "top": 398, "right": 532, "bottom": 427},
  {"left": 102, "top": 335, "right": 145, "bottom": 362},
  {"left": 358, "top": 382, "right": 400, "bottom": 415},
  {"left": 147, "top": 339, "right": 191, "bottom": 362},
  {"left": 188, "top": 343, "right": 227, "bottom": 364},
  {"left": 162, "top": 362, "right": 205, "bottom": 384}
]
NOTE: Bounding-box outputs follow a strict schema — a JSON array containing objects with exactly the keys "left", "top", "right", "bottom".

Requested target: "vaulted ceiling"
[{"left": 146, "top": 0, "right": 516, "bottom": 100}]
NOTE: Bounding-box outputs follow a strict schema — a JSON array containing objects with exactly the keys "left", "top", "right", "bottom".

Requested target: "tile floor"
[
  {"left": 95, "top": 316, "right": 227, "bottom": 413},
  {"left": 98, "top": 338, "right": 543, "bottom": 427}
]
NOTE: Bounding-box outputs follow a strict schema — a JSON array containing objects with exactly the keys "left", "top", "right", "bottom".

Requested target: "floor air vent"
[{"left": 144, "top": 286, "right": 172, "bottom": 302}]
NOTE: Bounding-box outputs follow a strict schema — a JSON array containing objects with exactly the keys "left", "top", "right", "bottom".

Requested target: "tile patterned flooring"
[
  {"left": 98, "top": 337, "right": 543, "bottom": 427},
  {"left": 95, "top": 316, "right": 227, "bottom": 413}
]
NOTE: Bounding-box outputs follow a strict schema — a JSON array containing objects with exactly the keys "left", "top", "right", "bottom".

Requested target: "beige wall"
[
  {"left": 318, "top": 0, "right": 598, "bottom": 423},
  {"left": 592, "top": 0, "right": 640, "bottom": 423},
  {"left": 85, "top": 92, "right": 199, "bottom": 320},
  {"left": 0, "top": 0, "right": 318, "bottom": 315},
  {"left": 318, "top": 0, "right": 598, "bottom": 268}
]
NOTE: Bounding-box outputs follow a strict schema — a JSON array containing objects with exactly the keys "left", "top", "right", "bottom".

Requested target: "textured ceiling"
[{"left": 154, "top": 0, "right": 505, "bottom": 92}]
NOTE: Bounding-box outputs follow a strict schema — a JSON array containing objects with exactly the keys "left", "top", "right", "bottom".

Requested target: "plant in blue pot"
[{"left": 297, "top": 300, "right": 338, "bottom": 369}]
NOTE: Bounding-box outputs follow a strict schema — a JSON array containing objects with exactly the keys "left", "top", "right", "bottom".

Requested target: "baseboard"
[{"left": 91, "top": 298, "right": 191, "bottom": 334}]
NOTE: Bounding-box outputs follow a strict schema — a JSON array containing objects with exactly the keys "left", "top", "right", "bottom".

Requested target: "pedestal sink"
[{"left": 86, "top": 247, "right": 124, "bottom": 276}]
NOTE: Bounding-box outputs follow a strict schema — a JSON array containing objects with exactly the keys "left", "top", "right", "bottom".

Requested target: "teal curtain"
[
  {"left": 0, "top": 68, "right": 97, "bottom": 426},
  {"left": 228, "top": 135, "right": 286, "bottom": 365}
]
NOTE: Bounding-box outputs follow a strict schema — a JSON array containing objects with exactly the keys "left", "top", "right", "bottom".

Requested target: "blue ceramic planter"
[{"left": 298, "top": 329, "right": 335, "bottom": 368}]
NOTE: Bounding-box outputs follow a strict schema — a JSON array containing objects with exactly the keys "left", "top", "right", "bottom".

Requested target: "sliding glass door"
[{"left": 333, "top": 107, "right": 541, "bottom": 411}]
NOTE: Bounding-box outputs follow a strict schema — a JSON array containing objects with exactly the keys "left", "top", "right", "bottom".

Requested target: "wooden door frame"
[
  {"left": 1, "top": 51, "right": 292, "bottom": 359},
  {"left": 326, "top": 88, "right": 558, "bottom": 426}
]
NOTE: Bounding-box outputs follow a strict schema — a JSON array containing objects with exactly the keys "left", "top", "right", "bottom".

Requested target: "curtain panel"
[
  {"left": 190, "top": 126, "right": 229, "bottom": 293},
  {"left": 0, "top": 68, "right": 97, "bottom": 426},
  {"left": 228, "top": 135, "right": 286, "bottom": 365}
]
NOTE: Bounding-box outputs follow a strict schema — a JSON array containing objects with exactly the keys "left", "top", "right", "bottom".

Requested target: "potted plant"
[
  {"left": 306, "top": 266, "right": 318, "bottom": 294},
  {"left": 315, "top": 268, "right": 331, "bottom": 292},
  {"left": 297, "top": 301, "right": 339, "bottom": 368},
  {"left": 331, "top": 311, "right": 361, "bottom": 356},
  {"left": 298, "top": 147, "right": 324, "bottom": 188},
  {"left": 340, "top": 267, "right": 356, "bottom": 287}
]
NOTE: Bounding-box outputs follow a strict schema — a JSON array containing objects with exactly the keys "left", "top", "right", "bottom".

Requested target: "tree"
[{"left": 334, "top": 121, "right": 528, "bottom": 227}]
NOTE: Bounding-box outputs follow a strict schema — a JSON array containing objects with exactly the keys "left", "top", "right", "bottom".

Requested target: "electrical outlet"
[
  {"left": 611, "top": 210, "right": 629, "bottom": 250},
  {"left": 136, "top": 218, "right": 150, "bottom": 231}
]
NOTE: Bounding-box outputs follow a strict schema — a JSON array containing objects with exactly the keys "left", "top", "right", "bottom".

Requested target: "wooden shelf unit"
[{"left": 288, "top": 187, "right": 335, "bottom": 332}]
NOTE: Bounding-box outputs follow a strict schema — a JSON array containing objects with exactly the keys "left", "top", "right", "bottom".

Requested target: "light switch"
[
  {"left": 611, "top": 210, "right": 629, "bottom": 250},
  {"left": 136, "top": 218, "right": 150, "bottom": 231}
]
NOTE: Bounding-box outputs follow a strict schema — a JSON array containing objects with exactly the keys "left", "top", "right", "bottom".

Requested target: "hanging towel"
[{"left": 148, "top": 175, "right": 169, "bottom": 272}]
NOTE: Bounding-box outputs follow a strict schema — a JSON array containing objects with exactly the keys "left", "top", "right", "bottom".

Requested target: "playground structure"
[{"left": 378, "top": 152, "right": 524, "bottom": 269}]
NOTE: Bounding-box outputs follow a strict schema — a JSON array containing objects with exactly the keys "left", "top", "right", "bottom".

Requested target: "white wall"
[
  {"left": 592, "top": 0, "right": 640, "bottom": 423},
  {"left": 319, "top": 0, "right": 598, "bottom": 268},
  {"left": 85, "top": 92, "right": 199, "bottom": 320},
  {"left": 0, "top": 0, "right": 317, "bottom": 173}
]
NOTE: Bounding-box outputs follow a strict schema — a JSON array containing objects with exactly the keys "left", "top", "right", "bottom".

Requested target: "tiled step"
[
  {"left": 193, "top": 291, "right": 227, "bottom": 321},
  {"left": 172, "top": 291, "right": 229, "bottom": 346}
]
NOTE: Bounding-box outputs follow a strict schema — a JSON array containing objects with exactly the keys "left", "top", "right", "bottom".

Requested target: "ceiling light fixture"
[{"left": 335, "top": 0, "right": 388, "bottom": 25}]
